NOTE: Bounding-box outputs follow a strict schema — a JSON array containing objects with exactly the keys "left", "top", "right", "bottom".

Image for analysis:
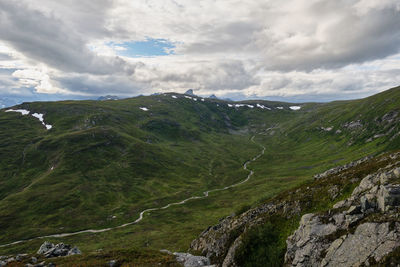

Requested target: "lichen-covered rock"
[
  {"left": 285, "top": 214, "right": 338, "bottom": 266},
  {"left": 377, "top": 184, "right": 400, "bottom": 212},
  {"left": 37, "top": 242, "right": 81, "bottom": 258},
  {"left": 314, "top": 156, "right": 372, "bottom": 180},
  {"left": 285, "top": 163, "right": 400, "bottom": 267},
  {"left": 321, "top": 222, "right": 400, "bottom": 266},
  {"left": 173, "top": 252, "right": 211, "bottom": 267}
]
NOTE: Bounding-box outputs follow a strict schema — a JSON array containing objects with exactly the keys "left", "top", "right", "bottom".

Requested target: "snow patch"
[
  {"left": 256, "top": 104, "right": 271, "bottom": 110},
  {"left": 139, "top": 107, "right": 149, "bottom": 111},
  {"left": 171, "top": 95, "right": 177, "bottom": 99},
  {"left": 201, "top": 98, "right": 205, "bottom": 102},
  {"left": 227, "top": 104, "right": 233, "bottom": 107},
  {"left": 6, "top": 109, "right": 30, "bottom": 115},
  {"left": 247, "top": 105, "right": 254, "bottom": 108},
  {"left": 7, "top": 109, "right": 52, "bottom": 130},
  {"left": 290, "top": 106, "right": 301, "bottom": 110},
  {"left": 32, "top": 113, "right": 52, "bottom": 130},
  {"left": 277, "top": 107, "right": 284, "bottom": 110}
]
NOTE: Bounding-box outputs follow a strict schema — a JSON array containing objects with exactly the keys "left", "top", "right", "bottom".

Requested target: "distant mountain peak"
[
  {"left": 97, "top": 95, "right": 120, "bottom": 101},
  {"left": 209, "top": 94, "right": 218, "bottom": 99},
  {"left": 184, "top": 89, "right": 195, "bottom": 96}
]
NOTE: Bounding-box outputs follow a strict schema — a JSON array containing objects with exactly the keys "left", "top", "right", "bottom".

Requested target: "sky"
[{"left": 0, "top": 0, "right": 399, "bottom": 103}]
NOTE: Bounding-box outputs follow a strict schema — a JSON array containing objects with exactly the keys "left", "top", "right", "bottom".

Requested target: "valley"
[{"left": 0, "top": 86, "right": 399, "bottom": 266}]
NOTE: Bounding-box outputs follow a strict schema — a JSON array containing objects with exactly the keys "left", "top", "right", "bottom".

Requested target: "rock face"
[
  {"left": 185, "top": 89, "right": 195, "bottom": 96},
  {"left": 285, "top": 165, "right": 400, "bottom": 267},
  {"left": 37, "top": 242, "right": 81, "bottom": 258},
  {"left": 191, "top": 152, "right": 400, "bottom": 266},
  {"left": 313, "top": 155, "right": 373, "bottom": 180}
]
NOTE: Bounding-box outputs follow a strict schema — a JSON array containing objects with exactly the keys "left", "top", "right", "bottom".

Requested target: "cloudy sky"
[{"left": 0, "top": 0, "right": 399, "bottom": 103}]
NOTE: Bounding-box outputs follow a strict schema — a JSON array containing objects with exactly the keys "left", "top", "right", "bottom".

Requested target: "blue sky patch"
[{"left": 110, "top": 38, "right": 175, "bottom": 57}]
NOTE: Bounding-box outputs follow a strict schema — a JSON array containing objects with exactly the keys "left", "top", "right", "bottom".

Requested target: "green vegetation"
[{"left": 0, "top": 86, "right": 399, "bottom": 265}]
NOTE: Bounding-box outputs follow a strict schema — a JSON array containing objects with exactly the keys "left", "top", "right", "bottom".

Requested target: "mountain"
[
  {"left": 184, "top": 89, "right": 195, "bottom": 96},
  {"left": 209, "top": 94, "right": 218, "bottom": 99},
  {"left": 97, "top": 95, "right": 120, "bottom": 101},
  {"left": 0, "top": 86, "right": 399, "bottom": 265}
]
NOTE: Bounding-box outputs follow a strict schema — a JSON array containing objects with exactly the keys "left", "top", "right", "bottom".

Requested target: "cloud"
[
  {"left": 0, "top": 0, "right": 399, "bottom": 101},
  {"left": 0, "top": 0, "right": 135, "bottom": 75}
]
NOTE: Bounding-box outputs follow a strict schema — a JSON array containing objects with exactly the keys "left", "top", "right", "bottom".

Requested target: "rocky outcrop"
[
  {"left": 313, "top": 155, "right": 373, "bottom": 180},
  {"left": 285, "top": 165, "right": 400, "bottom": 267},
  {"left": 174, "top": 252, "right": 213, "bottom": 267},
  {"left": 37, "top": 241, "right": 81, "bottom": 258},
  {"left": 192, "top": 151, "right": 400, "bottom": 266}
]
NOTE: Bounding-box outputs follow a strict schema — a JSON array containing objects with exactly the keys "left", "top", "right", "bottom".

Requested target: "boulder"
[
  {"left": 37, "top": 242, "right": 81, "bottom": 258},
  {"left": 321, "top": 222, "right": 400, "bottom": 266},
  {"left": 173, "top": 252, "right": 211, "bottom": 267},
  {"left": 377, "top": 184, "right": 400, "bottom": 212},
  {"left": 360, "top": 193, "right": 377, "bottom": 212}
]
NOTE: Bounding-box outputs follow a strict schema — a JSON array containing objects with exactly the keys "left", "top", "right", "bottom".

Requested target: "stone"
[
  {"left": 25, "top": 264, "right": 34, "bottom": 267},
  {"left": 0, "top": 260, "right": 6, "bottom": 267},
  {"left": 360, "top": 194, "right": 376, "bottom": 212},
  {"left": 174, "top": 252, "right": 211, "bottom": 267},
  {"left": 285, "top": 213, "right": 337, "bottom": 266},
  {"left": 37, "top": 241, "right": 81, "bottom": 258},
  {"left": 67, "top": 247, "right": 81, "bottom": 256},
  {"left": 108, "top": 260, "right": 118, "bottom": 267},
  {"left": 333, "top": 200, "right": 349, "bottom": 209},
  {"left": 31, "top": 256, "right": 38, "bottom": 263},
  {"left": 346, "top": 205, "right": 361, "bottom": 215},
  {"left": 377, "top": 184, "right": 400, "bottom": 212},
  {"left": 37, "top": 241, "right": 54, "bottom": 255},
  {"left": 321, "top": 222, "right": 400, "bottom": 266}
]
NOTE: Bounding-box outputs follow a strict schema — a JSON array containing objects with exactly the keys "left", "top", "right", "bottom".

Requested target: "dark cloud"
[{"left": 0, "top": 1, "right": 135, "bottom": 75}]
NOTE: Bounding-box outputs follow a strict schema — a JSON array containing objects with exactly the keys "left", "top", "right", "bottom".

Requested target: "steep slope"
[{"left": 191, "top": 151, "right": 400, "bottom": 266}]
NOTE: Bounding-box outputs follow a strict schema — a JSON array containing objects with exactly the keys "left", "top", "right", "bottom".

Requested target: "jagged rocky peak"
[
  {"left": 185, "top": 89, "right": 195, "bottom": 96},
  {"left": 209, "top": 94, "right": 218, "bottom": 99}
]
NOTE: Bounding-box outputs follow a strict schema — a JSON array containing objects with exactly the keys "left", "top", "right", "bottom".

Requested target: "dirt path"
[{"left": 0, "top": 131, "right": 268, "bottom": 248}]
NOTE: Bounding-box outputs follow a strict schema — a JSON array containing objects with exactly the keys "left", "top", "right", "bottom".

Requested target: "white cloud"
[{"left": 0, "top": 0, "right": 399, "bottom": 101}]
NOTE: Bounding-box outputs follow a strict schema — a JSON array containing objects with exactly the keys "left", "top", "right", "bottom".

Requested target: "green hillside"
[{"left": 0, "top": 86, "right": 399, "bottom": 261}]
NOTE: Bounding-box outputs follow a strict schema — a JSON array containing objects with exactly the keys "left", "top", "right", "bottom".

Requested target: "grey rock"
[
  {"left": 322, "top": 222, "right": 400, "bottom": 266},
  {"left": 31, "top": 257, "right": 38, "bottom": 263},
  {"left": 160, "top": 249, "right": 173, "bottom": 255},
  {"left": 343, "top": 120, "right": 363, "bottom": 130},
  {"left": 67, "top": 247, "right": 81, "bottom": 256},
  {"left": 174, "top": 252, "right": 211, "bottom": 267},
  {"left": 37, "top": 241, "right": 81, "bottom": 258},
  {"left": 222, "top": 236, "right": 242, "bottom": 267},
  {"left": 0, "top": 260, "right": 6, "bottom": 267},
  {"left": 314, "top": 156, "right": 372, "bottom": 180},
  {"left": 285, "top": 213, "right": 337, "bottom": 266},
  {"left": 346, "top": 205, "right": 361, "bottom": 215},
  {"left": 37, "top": 241, "right": 53, "bottom": 255},
  {"left": 377, "top": 184, "right": 400, "bottom": 212},
  {"left": 360, "top": 193, "right": 376, "bottom": 212},
  {"left": 25, "top": 264, "right": 34, "bottom": 267}
]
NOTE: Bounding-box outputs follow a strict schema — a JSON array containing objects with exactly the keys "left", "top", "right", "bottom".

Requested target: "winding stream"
[{"left": 0, "top": 132, "right": 267, "bottom": 248}]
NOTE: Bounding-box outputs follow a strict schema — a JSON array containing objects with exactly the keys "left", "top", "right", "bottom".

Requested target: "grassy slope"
[{"left": 0, "top": 87, "right": 399, "bottom": 260}]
